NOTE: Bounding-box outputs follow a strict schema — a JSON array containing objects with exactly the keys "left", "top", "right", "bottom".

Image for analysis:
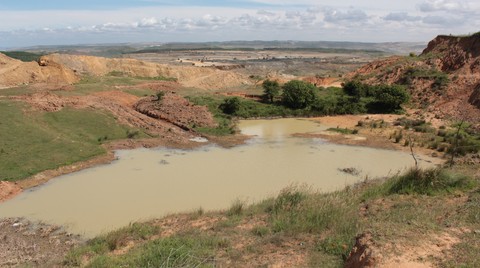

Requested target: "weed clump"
[{"left": 364, "top": 168, "right": 476, "bottom": 199}]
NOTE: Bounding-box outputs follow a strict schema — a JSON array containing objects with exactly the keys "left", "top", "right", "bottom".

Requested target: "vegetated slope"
[
  {"left": 348, "top": 33, "right": 480, "bottom": 126},
  {"left": 40, "top": 54, "right": 252, "bottom": 90},
  {"left": 0, "top": 53, "right": 78, "bottom": 88}
]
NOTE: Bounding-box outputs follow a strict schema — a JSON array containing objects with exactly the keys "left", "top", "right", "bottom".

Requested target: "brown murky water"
[{"left": 0, "top": 118, "right": 438, "bottom": 237}]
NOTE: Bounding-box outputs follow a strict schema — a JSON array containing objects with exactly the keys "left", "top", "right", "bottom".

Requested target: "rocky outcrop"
[
  {"left": 422, "top": 33, "right": 480, "bottom": 72},
  {"left": 469, "top": 84, "right": 480, "bottom": 108}
]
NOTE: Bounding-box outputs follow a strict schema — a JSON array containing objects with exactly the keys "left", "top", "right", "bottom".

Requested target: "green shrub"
[
  {"left": 227, "top": 199, "right": 245, "bottom": 216},
  {"left": 389, "top": 168, "right": 476, "bottom": 196},
  {"left": 282, "top": 80, "right": 318, "bottom": 109},
  {"left": 262, "top": 79, "right": 281, "bottom": 103}
]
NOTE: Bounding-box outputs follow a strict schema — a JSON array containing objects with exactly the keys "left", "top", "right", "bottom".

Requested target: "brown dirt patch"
[
  {"left": 0, "top": 53, "right": 78, "bottom": 88},
  {"left": 0, "top": 218, "right": 82, "bottom": 267},
  {"left": 134, "top": 93, "right": 217, "bottom": 130},
  {"left": 114, "top": 81, "right": 181, "bottom": 92},
  {"left": 0, "top": 181, "right": 22, "bottom": 202},
  {"left": 347, "top": 229, "right": 464, "bottom": 268}
]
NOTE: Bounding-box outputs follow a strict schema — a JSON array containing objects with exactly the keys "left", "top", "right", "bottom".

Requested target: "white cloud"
[
  {"left": 418, "top": 0, "right": 468, "bottom": 12},
  {"left": 323, "top": 8, "right": 368, "bottom": 23},
  {"left": 422, "top": 15, "right": 464, "bottom": 25},
  {"left": 384, "top": 12, "right": 422, "bottom": 22},
  {"left": 1, "top": 2, "right": 480, "bottom": 48}
]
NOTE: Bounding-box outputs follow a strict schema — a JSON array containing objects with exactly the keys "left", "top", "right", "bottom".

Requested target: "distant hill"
[{"left": 7, "top": 40, "right": 426, "bottom": 58}]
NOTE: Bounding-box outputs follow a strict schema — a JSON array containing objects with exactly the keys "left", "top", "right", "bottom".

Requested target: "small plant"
[
  {"left": 155, "top": 91, "right": 165, "bottom": 102},
  {"left": 393, "top": 130, "right": 403, "bottom": 143},
  {"left": 126, "top": 130, "right": 140, "bottom": 139},
  {"left": 227, "top": 199, "right": 245, "bottom": 216},
  {"left": 327, "top": 127, "right": 356, "bottom": 135},
  {"left": 251, "top": 226, "right": 270, "bottom": 237},
  {"left": 272, "top": 188, "right": 306, "bottom": 214}
]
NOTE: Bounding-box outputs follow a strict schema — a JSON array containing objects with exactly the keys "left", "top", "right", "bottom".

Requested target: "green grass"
[
  {"left": 186, "top": 95, "right": 236, "bottom": 136},
  {"left": 58, "top": 74, "right": 175, "bottom": 97},
  {"left": 64, "top": 222, "right": 159, "bottom": 266},
  {"left": 69, "top": 232, "right": 226, "bottom": 268},
  {"left": 326, "top": 127, "right": 358, "bottom": 135},
  {"left": 0, "top": 85, "right": 37, "bottom": 96},
  {"left": 362, "top": 168, "right": 476, "bottom": 200},
  {"left": 267, "top": 187, "right": 359, "bottom": 260},
  {"left": 124, "top": 88, "right": 157, "bottom": 97},
  {"left": 0, "top": 100, "right": 145, "bottom": 181},
  {"left": 0, "top": 51, "right": 44, "bottom": 62}
]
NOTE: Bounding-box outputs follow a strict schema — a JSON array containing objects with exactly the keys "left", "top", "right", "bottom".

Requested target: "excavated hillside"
[
  {"left": 40, "top": 54, "right": 252, "bottom": 90},
  {"left": 348, "top": 33, "right": 480, "bottom": 126},
  {"left": 0, "top": 53, "right": 78, "bottom": 88},
  {"left": 0, "top": 53, "right": 252, "bottom": 90}
]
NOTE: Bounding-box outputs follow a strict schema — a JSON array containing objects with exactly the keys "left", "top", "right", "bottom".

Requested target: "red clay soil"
[
  {"left": 134, "top": 92, "right": 218, "bottom": 130},
  {"left": 347, "top": 34, "right": 480, "bottom": 127},
  {"left": 0, "top": 181, "right": 22, "bottom": 202}
]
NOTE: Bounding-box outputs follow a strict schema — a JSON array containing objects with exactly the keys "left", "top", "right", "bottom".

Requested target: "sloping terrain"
[
  {"left": 348, "top": 33, "right": 480, "bottom": 126},
  {"left": 0, "top": 52, "right": 253, "bottom": 90},
  {"left": 40, "top": 54, "right": 252, "bottom": 90},
  {"left": 0, "top": 53, "right": 78, "bottom": 88}
]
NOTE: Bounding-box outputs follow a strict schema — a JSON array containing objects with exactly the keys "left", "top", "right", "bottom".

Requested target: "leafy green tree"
[
  {"left": 219, "top": 97, "right": 242, "bottom": 115},
  {"left": 372, "top": 84, "right": 410, "bottom": 113},
  {"left": 262, "top": 79, "right": 281, "bottom": 103},
  {"left": 281, "top": 80, "right": 317, "bottom": 109}
]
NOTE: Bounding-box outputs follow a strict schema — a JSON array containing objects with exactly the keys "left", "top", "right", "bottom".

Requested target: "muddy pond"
[{"left": 0, "top": 118, "right": 438, "bottom": 237}]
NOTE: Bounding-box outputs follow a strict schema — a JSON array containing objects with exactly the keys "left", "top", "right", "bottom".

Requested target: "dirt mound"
[
  {"left": 348, "top": 34, "right": 480, "bottom": 126},
  {"left": 13, "top": 91, "right": 196, "bottom": 143},
  {"left": 134, "top": 92, "right": 217, "bottom": 130},
  {"left": 41, "top": 54, "right": 252, "bottom": 90},
  {"left": 0, "top": 53, "right": 78, "bottom": 88}
]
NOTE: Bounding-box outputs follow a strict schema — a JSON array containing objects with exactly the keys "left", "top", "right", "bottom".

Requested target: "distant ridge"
[{"left": 8, "top": 40, "right": 426, "bottom": 57}]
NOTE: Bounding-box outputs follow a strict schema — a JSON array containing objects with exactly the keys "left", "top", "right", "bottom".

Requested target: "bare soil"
[
  {"left": 0, "top": 218, "right": 83, "bottom": 267},
  {"left": 0, "top": 182, "right": 22, "bottom": 203}
]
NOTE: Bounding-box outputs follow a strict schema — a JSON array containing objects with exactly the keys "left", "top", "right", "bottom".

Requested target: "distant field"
[{"left": 0, "top": 51, "right": 44, "bottom": 62}]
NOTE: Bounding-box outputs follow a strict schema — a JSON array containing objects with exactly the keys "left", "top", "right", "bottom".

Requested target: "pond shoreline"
[{"left": 0, "top": 114, "right": 445, "bottom": 204}]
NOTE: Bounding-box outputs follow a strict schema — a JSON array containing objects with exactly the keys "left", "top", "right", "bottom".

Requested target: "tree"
[
  {"left": 262, "top": 79, "right": 281, "bottom": 103},
  {"left": 219, "top": 97, "right": 241, "bottom": 115},
  {"left": 372, "top": 84, "right": 410, "bottom": 113},
  {"left": 281, "top": 80, "right": 317, "bottom": 109},
  {"left": 343, "top": 80, "right": 367, "bottom": 101}
]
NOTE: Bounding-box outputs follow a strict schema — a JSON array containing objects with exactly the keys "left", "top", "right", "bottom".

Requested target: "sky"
[{"left": 1, "top": 0, "right": 479, "bottom": 48}]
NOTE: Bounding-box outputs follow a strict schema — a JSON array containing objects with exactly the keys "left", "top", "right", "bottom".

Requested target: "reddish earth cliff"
[{"left": 349, "top": 33, "right": 480, "bottom": 126}]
